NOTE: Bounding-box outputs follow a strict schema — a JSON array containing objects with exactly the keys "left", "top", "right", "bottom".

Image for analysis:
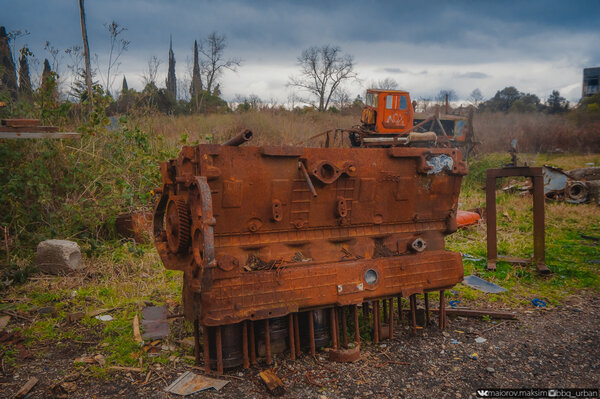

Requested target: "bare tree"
[
  {"left": 289, "top": 45, "right": 357, "bottom": 112},
  {"left": 370, "top": 77, "right": 398, "bottom": 90},
  {"left": 7, "top": 28, "right": 30, "bottom": 68},
  {"left": 199, "top": 32, "right": 241, "bottom": 94},
  {"left": 468, "top": 88, "right": 484, "bottom": 107},
  {"left": 141, "top": 56, "right": 161, "bottom": 86},
  {"left": 101, "top": 21, "right": 129, "bottom": 95}
]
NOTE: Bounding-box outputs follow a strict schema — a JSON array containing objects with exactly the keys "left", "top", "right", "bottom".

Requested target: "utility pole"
[{"left": 78, "top": 0, "right": 93, "bottom": 105}]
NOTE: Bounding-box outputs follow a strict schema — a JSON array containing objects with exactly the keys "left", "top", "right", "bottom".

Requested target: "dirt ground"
[{"left": 2, "top": 294, "right": 599, "bottom": 399}]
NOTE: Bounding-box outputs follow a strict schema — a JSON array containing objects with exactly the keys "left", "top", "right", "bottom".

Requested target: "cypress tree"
[
  {"left": 18, "top": 46, "right": 32, "bottom": 99},
  {"left": 190, "top": 40, "right": 202, "bottom": 100},
  {"left": 0, "top": 26, "right": 18, "bottom": 99},
  {"left": 166, "top": 36, "right": 177, "bottom": 99}
]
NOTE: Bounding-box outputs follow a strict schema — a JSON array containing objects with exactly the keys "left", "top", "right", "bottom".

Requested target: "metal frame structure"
[{"left": 486, "top": 167, "right": 549, "bottom": 274}]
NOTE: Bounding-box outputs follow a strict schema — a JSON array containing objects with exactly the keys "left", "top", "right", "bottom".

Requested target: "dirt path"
[{"left": 2, "top": 295, "right": 599, "bottom": 398}]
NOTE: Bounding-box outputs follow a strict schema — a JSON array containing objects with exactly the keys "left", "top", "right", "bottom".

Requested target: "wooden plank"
[
  {"left": 430, "top": 308, "right": 518, "bottom": 320},
  {"left": 0, "top": 126, "right": 59, "bottom": 132},
  {"left": 259, "top": 369, "right": 285, "bottom": 396},
  {"left": 1, "top": 119, "right": 41, "bottom": 127},
  {"left": 13, "top": 377, "right": 38, "bottom": 398},
  {"left": 0, "top": 132, "right": 80, "bottom": 139}
]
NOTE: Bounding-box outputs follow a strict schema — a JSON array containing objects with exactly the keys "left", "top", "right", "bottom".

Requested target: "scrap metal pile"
[{"left": 153, "top": 128, "right": 468, "bottom": 374}]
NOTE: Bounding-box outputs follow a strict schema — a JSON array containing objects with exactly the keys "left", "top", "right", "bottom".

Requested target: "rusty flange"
[{"left": 328, "top": 345, "right": 360, "bottom": 363}]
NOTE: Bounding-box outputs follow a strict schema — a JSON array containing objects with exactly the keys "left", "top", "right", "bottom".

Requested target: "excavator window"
[
  {"left": 385, "top": 95, "right": 409, "bottom": 110},
  {"left": 366, "top": 92, "right": 377, "bottom": 107}
]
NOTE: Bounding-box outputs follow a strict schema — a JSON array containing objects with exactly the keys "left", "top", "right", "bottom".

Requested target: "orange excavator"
[{"left": 320, "top": 89, "right": 475, "bottom": 157}]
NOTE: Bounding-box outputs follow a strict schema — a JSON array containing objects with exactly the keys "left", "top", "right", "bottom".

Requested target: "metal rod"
[
  {"left": 202, "top": 325, "right": 210, "bottom": 373},
  {"left": 308, "top": 310, "right": 316, "bottom": 356},
  {"left": 265, "top": 319, "right": 272, "bottom": 365},
  {"left": 382, "top": 300, "right": 388, "bottom": 324},
  {"left": 299, "top": 161, "right": 318, "bottom": 197},
  {"left": 424, "top": 293, "right": 430, "bottom": 327},
  {"left": 532, "top": 173, "right": 548, "bottom": 273},
  {"left": 194, "top": 319, "right": 201, "bottom": 365},
  {"left": 330, "top": 307, "right": 338, "bottom": 349},
  {"left": 293, "top": 313, "right": 301, "bottom": 357},
  {"left": 353, "top": 305, "right": 360, "bottom": 345},
  {"left": 288, "top": 313, "right": 296, "bottom": 360},
  {"left": 410, "top": 295, "right": 417, "bottom": 335},
  {"left": 341, "top": 306, "right": 348, "bottom": 348},
  {"left": 397, "top": 296, "right": 403, "bottom": 321},
  {"left": 250, "top": 321, "right": 256, "bottom": 365},
  {"left": 439, "top": 290, "right": 446, "bottom": 330},
  {"left": 216, "top": 326, "right": 223, "bottom": 375},
  {"left": 388, "top": 298, "right": 394, "bottom": 340},
  {"left": 486, "top": 170, "right": 498, "bottom": 271},
  {"left": 373, "top": 301, "right": 379, "bottom": 344},
  {"left": 376, "top": 300, "right": 382, "bottom": 342},
  {"left": 242, "top": 321, "right": 249, "bottom": 368}
]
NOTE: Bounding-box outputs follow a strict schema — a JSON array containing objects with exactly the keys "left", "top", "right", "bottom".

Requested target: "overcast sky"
[{"left": 3, "top": 0, "right": 600, "bottom": 104}]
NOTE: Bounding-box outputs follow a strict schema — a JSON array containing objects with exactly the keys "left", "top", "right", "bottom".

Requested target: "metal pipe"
[
  {"left": 376, "top": 300, "right": 382, "bottom": 342},
  {"left": 388, "top": 298, "right": 394, "bottom": 340},
  {"left": 424, "top": 293, "right": 430, "bottom": 327},
  {"left": 383, "top": 300, "right": 388, "bottom": 324},
  {"left": 353, "top": 305, "right": 360, "bottom": 344},
  {"left": 203, "top": 325, "right": 210, "bottom": 373},
  {"left": 265, "top": 319, "right": 272, "bottom": 365},
  {"left": 341, "top": 307, "right": 348, "bottom": 348},
  {"left": 194, "top": 319, "right": 201, "bottom": 365},
  {"left": 373, "top": 301, "right": 379, "bottom": 344},
  {"left": 222, "top": 129, "right": 253, "bottom": 146},
  {"left": 250, "top": 321, "right": 256, "bottom": 365},
  {"left": 293, "top": 313, "right": 301, "bottom": 357},
  {"left": 308, "top": 310, "right": 316, "bottom": 356},
  {"left": 410, "top": 295, "right": 417, "bottom": 335},
  {"left": 242, "top": 321, "right": 249, "bottom": 368},
  {"left": 330, "top": 307, "right": 338, "bottom": 349},
  {"left": 216, "top": 326, "right": 223, "bottom": 374},
  {"left": 397, "top": 296, "right": 403, "bottom": 321},
  {"left": 288, "top": 313, "right": 296, "bottom": 360},
  {"left": 299, "top": 161, "right": 318, "bottom": 197},
  {"left": 439, "top": 290, "right": 446, "bottom": 330}
]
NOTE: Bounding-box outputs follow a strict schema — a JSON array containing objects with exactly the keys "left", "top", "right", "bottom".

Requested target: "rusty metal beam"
[{"left": 486, "top": 167, "right": 549, "bottom": 274}]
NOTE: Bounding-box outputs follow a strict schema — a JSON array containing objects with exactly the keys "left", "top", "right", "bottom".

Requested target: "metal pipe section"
[{"left": 222, "top": 129, "right": 253, "bottom": 146}]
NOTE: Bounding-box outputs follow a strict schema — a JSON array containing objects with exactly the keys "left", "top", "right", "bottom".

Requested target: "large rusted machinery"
[{"left": 154, "top": 128, "right": 468, "bottom": 374}]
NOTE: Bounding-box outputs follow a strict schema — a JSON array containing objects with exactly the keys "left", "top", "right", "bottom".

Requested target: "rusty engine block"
[{"left": 154, "top": 130, "right": 468, "bottom": 373}]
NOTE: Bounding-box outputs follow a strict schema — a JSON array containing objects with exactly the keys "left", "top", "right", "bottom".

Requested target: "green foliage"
[{"left": 0, "top": 87, "right": 177, "bottom": 260}]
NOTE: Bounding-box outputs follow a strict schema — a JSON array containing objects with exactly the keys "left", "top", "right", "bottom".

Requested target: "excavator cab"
[{"left": 361, "top": 89, "right": 414, "bottom": 134}]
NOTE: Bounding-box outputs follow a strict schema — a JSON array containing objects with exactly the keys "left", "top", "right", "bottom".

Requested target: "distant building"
[{"left": 583, "top": 67, "right": 600, "bottom": 97}]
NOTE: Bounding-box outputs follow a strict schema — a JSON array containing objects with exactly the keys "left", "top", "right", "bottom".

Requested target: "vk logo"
[{"left": 477, "top": 390, "right": 489, "bottom": 397}]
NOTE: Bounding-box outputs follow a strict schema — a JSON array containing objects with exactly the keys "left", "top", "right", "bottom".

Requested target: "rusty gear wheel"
[{"left": 166, "top": 198, "right": 191, "bottom": 253}]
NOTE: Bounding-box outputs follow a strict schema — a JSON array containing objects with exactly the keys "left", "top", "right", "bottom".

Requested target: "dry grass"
[
  {"left": 131, "top": 111, "right": 357, "bottom": 146},
  {"left": 473, "top": 112, "right": 600, "bottom": 154}
]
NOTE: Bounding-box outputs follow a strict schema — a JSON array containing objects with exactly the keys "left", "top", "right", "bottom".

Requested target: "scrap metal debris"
[
  {"left": 462, "top": 275, "right": 507, "bottom": 294},
  {"left": 164, "top": 371, "right": 228, "bottom": 396},
  {"left": 141, "top": 306, "right": 169, "bottom": 339},
  {"left": 259, "top": 369, "right": 286, "bottom": 396}
]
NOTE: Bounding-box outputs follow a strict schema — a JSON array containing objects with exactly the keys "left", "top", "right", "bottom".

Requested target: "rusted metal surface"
[
  {"left": 329, "top": 345, "right": 361, "bottom": 362},
  {"left": 154, "top": 135, "right": 467, "bottom": 372},
  {"left": 486, "top": 167, "right": 549, "bottom": 274}
]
